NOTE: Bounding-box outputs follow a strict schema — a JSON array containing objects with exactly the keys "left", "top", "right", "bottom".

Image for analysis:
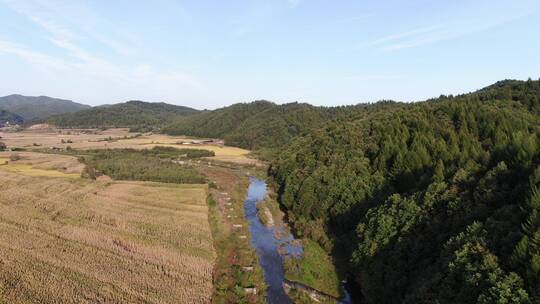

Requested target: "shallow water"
[
  {"left": 244, "top": 177, "right": 295, "bottom": 303},
  {"left": 243, "top": 177, "right": 353, "bottom": 304}
]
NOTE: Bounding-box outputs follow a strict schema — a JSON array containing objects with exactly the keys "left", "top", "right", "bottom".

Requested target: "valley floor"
[{"left": 0, "top": 128, "right": 260, "bottom": 166}]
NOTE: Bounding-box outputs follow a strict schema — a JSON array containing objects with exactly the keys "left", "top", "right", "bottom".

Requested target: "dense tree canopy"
[
  {"left": 0, "top": 110, "right": 24, "bottom": 125},
  {"left": 163, "top": 100, "right": 356, "bottom": 155},
  {"left": 269, "top": 80, "right": 540, "bottom": 303},
  {"left": 79, "top": 147, "right": 210, "bottom": 184},
  {"left": 48, "top": 100, "right": 199, "bottom": 132}
]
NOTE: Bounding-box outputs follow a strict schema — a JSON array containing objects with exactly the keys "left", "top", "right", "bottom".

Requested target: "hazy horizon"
[
  {"left": 0, "top": 0, "right": 539, "bottom": 109},
  {"left": 1, "top": 76, "right": 537, "bottom": 111}
]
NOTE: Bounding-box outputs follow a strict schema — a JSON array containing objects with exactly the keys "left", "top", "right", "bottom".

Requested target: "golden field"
[
  {"left": 0, "top": 152, "right": 84, "bottom": 178},
  {"left": 0, "top": 128, "right": 258, "bottom": 166},
  {"left": 0, "top": 153, "right": 215, "bottom": 304}
]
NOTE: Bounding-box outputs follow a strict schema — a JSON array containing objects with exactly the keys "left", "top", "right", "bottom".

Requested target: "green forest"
[
  {"left": 163, "top": 100, "right": 356, "bottom": 156},
  {"left": 78, "top": 147, "right": 210, "bottom": 184},
  {"left": 0, "top": 110, "right": 23, "bottom": 125},
  {"left": 269, "top": 79, "right": 540, "bottom": 303},
  {"left": 47, "top": 100, "right": 199, "bottom": 132}
]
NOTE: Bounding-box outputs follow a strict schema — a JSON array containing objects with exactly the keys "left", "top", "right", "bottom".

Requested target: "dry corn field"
[
  {"left": 0, "top": 163, "right": 216, "bottom": 303},
  {"left": 0, "top": 128, "right": 259, "bottom": 166},
  {"left": 0, "top": 152, "right": 84, "bottom": 178}
]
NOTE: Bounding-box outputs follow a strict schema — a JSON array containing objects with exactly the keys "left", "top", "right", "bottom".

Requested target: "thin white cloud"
[
  {"left": 0, "top": 0, "right": 204, "bottom": 104},
  {"left": 369, "top": 25, "right": 442, "bottom": 46},
  {"left": 381, "top": 30, "right": 454, "bottom": 51},
  {"left": 338, "top": 13, "right": 376, "bottom": 24},
  {"left": 93, "top": 34, "right": 136, "bottom": 57},
  {"left": 28, "top": 15, "right": 76, "bottom": 40},
  {"left": 0, "top": 39, "right": 70, "bottom": 70},
  {"left": 0, "top": 37, "right": 202, "bottom": 91},
  {"left": 365, "top": 8, "right": 537, "bottom": 52},
  {"left": 345, "top": 74, "right": 403, "bottom": 81},
  {"left": 2, "top": 0, "right": 137, "bottom": 57},
  {"left": 287, "top": 0, "right": 303, "bottom": 8}
]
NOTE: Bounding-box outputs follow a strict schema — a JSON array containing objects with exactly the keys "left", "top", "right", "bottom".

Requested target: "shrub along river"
[{"left": 243, "top": 177, "right": 354, "bottom": 304}]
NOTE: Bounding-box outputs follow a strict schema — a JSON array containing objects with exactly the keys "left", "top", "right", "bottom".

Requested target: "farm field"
[
  {"left": 0, "top": 152, "right": 84, "bottom": 178},
  {"left": 148, "top": 143, "right": 254, "bottom": 165},
  {"left": 0, "top": 128, "right": 259, "bottom": 166},
  {"left": 0, "top": 153, "right": 215, "bottom": 304}
]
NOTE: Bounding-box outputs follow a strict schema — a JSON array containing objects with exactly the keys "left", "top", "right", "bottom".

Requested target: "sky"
[{"left": 0, "top": 0, "right": 539, "bottom": 109}]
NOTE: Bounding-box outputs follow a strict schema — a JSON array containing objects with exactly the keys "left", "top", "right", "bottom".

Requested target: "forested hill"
[
  {"left": 0, "top": 109, "right": 24, "bottom": 125},
  {"left": 163, "top": 100, "right": 356, "bottom": 154},
  {"left": 270, "top": 79, "right": 540, "bottom": 303},
  {"left": 164, "top": 100, "right": 275, "bottom": 139},
  {"left": 0, "top": 94, "right": 90, "bottom": 122},
  {"left": 47, "top": 100, "right": 200, "bottom": 132}
]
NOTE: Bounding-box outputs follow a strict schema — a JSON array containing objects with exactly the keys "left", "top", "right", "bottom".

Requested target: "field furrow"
[{"left": 0, "top": 161, "right": 215, "bottom": 304}]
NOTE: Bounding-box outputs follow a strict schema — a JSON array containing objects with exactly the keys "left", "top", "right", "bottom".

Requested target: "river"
[{"left": 243, "top": 177, "right": 354, "bottom": 304}]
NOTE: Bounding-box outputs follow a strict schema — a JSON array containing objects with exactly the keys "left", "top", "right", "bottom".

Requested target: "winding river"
[{"left": 243, "top": 177, "right": 354, "bottom": 304}]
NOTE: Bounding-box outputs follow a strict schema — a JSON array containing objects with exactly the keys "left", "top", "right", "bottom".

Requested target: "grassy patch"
[
  {"left": 144, "top": 146, "right": 215, "bottom": 158},
  {"left": 284, "top": 239, "right": 342, "bottom": 298},
  {"left": 286, "top": 288, "right": 337, "bottom": 304},
  {"left": 79, "top": 148, "right": 207, "bottom": 184},
  {"left": 202, "top": 166, "right": 266, "bottom": 303},
  {"left": 209, "top": 186, "right": 266, "bottom": 303}
]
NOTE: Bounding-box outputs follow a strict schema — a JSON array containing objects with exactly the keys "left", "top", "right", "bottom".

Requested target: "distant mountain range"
[
  {"left": 47, "top": 100, "right": 200, "bottom": 132},
  {"left": 0, "top": 95, "right": 201, "bottom": 132},
  {"left": 0, "top": 94, "right": 90, "bottom": 122}
]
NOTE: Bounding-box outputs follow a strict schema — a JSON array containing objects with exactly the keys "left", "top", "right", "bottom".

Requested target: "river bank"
[
  {"left": 243, "top": 177, "right": 355, "bottom": 304},
  {"left": 200, "top": 165, "right": 267, "bottom": 303},
  {"left": 199, "top": 159, "right": 356, "bottom": 303},
  {"left": 243, "top": 177, "right": 298, "bottom": 303}
]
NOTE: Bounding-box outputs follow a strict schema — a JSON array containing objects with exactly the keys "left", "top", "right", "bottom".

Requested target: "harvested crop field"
[
  {"left": 0, "top": 128, "right": 260, "bottom": 166},
  {"left": 147, "top": 144, "right": 257, "bottom": 165},
  {"left": 0, "top": 167, "right": 215, "bottom": 303},
  {"left": 0, "top": 152, "right": 84, "bottom": 178}
]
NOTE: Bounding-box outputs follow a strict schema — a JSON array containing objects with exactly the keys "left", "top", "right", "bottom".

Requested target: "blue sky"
[{"left": 0, "top": 0, "right": 539, "bottom": 109}]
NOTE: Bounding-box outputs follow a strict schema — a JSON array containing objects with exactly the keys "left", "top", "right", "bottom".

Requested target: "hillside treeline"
[
  {"left": 0, "top": 109, "right": 24, "bottom": 125},
  {"left": 163, "top": 100, "right": 356, "bottom": 155},
  {"left": 0, "top": 94, "right": 90, "bottom": 122},
  {"left": 48, "top": 100, "right": 199, "bottom": 132},
  {"left": 269, "top": 79, "right": 540, "bottom": 303}
]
